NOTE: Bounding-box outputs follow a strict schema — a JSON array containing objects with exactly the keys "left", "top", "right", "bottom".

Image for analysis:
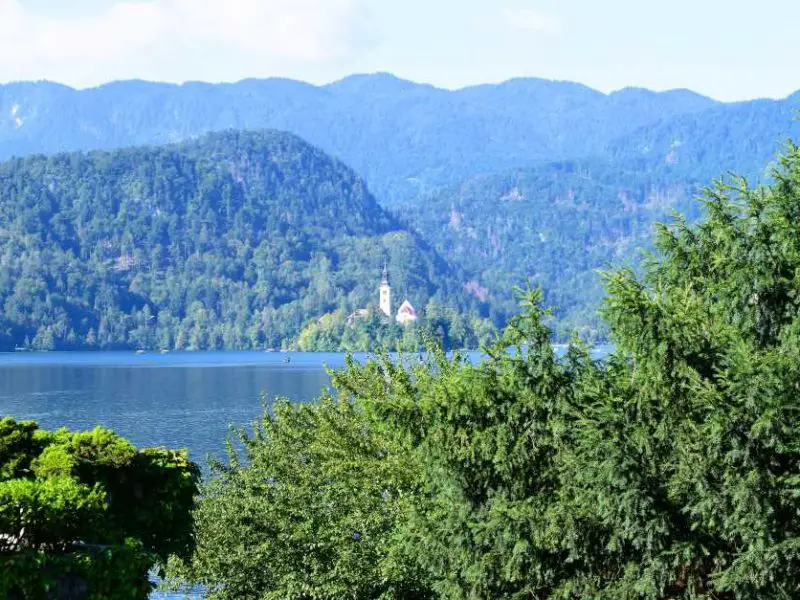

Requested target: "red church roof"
[{"left": 397, "top": 300, "right": 417, "bottom": 315}]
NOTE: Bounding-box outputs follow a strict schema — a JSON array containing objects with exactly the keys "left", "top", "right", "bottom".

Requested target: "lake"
[
  {"left": 0, "top": 351, "right": 354, "bottom": 599},
  {"left": 0, "top": 351, "right": 361, "bottom": 465}
]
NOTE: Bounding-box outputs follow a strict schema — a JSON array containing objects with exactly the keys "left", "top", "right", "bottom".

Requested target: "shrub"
[{"left": 0, "top": 419, "right": 199, "bottom": 599}]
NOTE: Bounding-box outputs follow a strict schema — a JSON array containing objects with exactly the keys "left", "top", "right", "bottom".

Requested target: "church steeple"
[{"left": 379, "top": 261, "right": 392, "bottom": 317}]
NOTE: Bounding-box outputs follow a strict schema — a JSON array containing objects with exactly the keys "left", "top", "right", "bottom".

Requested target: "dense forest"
[
  {"left": 404, "top": 159, "right": 703, "bottom": 338},
  {"left": 405, "top": 96, "right": 800, "bottom": 338},
  {"left": 0, "top": 130, "right": 491, "bottom": 351}
]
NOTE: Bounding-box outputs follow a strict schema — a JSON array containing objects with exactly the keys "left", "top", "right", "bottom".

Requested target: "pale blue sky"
[{"left": 1, "top": 0, "right": 799, "bottom": 100}]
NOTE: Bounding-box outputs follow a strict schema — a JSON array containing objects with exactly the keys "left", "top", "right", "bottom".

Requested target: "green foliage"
[
  {"left": 33, "top": 427, "right": 137, "bottom": 479},
  {"left": 0, "top": 418, "right": 199, "bottom": 598},
  {"left": 169, "top": 396, "right": 428, "bottom": 599},
  {"left": 585, "top": 142, "right": 800, "bottom": 597},
  {"left": 0, "top": 417, "right": 52, "bottom": 480},
  {"left": 0, "top": 477, "right": 105, "bottom": 553},
  {"left": 0, "top": 130, "right": 486, "bottom": 351},
  {"left": 0, "top": 539, "right": 153, "bottom": 600},
  {"left": 178, "top": 144, "right": 800, "bottom": 597},
  {"left": 333, "top": 292, "right": 593, "bottom": 598},
  {"left": 292, "top": 302, "right": 496, "bottom": 352}
]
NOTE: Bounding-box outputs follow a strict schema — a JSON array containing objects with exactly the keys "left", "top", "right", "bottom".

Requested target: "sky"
[{"left": 0, "top": 0, "right": 799, "bottom": 101}]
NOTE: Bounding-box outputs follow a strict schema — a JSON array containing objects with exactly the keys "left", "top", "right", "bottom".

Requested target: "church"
[{"left": 379, "top": 264, "right": 418, "bottom": 326}]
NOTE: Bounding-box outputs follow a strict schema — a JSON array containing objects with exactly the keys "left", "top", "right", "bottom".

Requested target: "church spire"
[{"left": 379, "top": 260, "right": 392, "bottom": 317}]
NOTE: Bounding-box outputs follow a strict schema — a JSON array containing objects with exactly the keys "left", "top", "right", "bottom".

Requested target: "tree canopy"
[{"left": 0, "top": 417, "right": 199, "bottom": 599}]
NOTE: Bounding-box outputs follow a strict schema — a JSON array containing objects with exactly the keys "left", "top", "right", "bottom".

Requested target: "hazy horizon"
[
  {"left": 2, "top": 0, "right": 799, "bottom": 102},
  {"left": 4, "top": 71, "right": 800, "bottom": 104}
]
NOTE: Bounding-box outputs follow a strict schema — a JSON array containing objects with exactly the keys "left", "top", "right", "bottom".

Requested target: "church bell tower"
[{"left": 379, "top": 262, "right": 392, "bottom": 317}]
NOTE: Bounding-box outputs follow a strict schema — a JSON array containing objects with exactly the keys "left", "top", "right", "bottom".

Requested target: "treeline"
[
  {"left": 292, "top": 299, "right": 497, "bottom": 352},
  {"left": 0, "top": 130, "right": 490, "bottom": 351}
]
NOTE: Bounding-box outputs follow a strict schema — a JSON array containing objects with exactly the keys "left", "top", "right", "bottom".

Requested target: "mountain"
[
  {"left": 0, "top": 74, "right": 718, "bottom": 204},
  {"left": 403, "top": 91, "right": 800, "bottom": 338},
  {"left": 606, "top": 94, "right": 800, "bottom": 183},
  {"left": 0, "top": 130, "right": 485, "bottom": 351},
  {"left": 403, "top": 159, "right": 715, "bottom": 339},
  {"left": 3, "top": 74, "right": 800, "bottom": 341}
]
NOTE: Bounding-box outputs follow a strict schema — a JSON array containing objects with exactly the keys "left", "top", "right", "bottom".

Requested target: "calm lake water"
[
  {"left": 0, "top": 351, "right": 360, "bottom": 465},
  {"left": 0, "top": 351, "right": 353, "bottom": 599}
]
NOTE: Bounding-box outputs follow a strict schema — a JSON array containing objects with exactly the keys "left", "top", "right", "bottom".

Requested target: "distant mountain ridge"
[
  {"left": 606, "top": 94, "right": 800, "bottom": 183},
  {"left": 0, "top": 73, "right": 723, "bottom": 204}
]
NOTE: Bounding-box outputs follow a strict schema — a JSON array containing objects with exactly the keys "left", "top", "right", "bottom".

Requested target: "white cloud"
[
  {"left": 0, "top": 0, "right": 370, "bottom": 86},
  {"left": 501, "top": 7, "right": 560, "bottom": 36}
]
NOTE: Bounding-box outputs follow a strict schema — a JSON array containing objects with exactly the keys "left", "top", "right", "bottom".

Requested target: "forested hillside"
[
  {"left": 607, "top": 92, "right": 800, "bottom": 182},
  {"left": 404, "top": 161, "right": 706, "bottom": 338},
  {"left": 0, "top": 130, "right": 486, "bottom": 351},
  {"left": 0, "top": 75, "right": 718, "bottom": 204},
  {"left": 404, "top": 91, "right": 800, "bottom": 338}
]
